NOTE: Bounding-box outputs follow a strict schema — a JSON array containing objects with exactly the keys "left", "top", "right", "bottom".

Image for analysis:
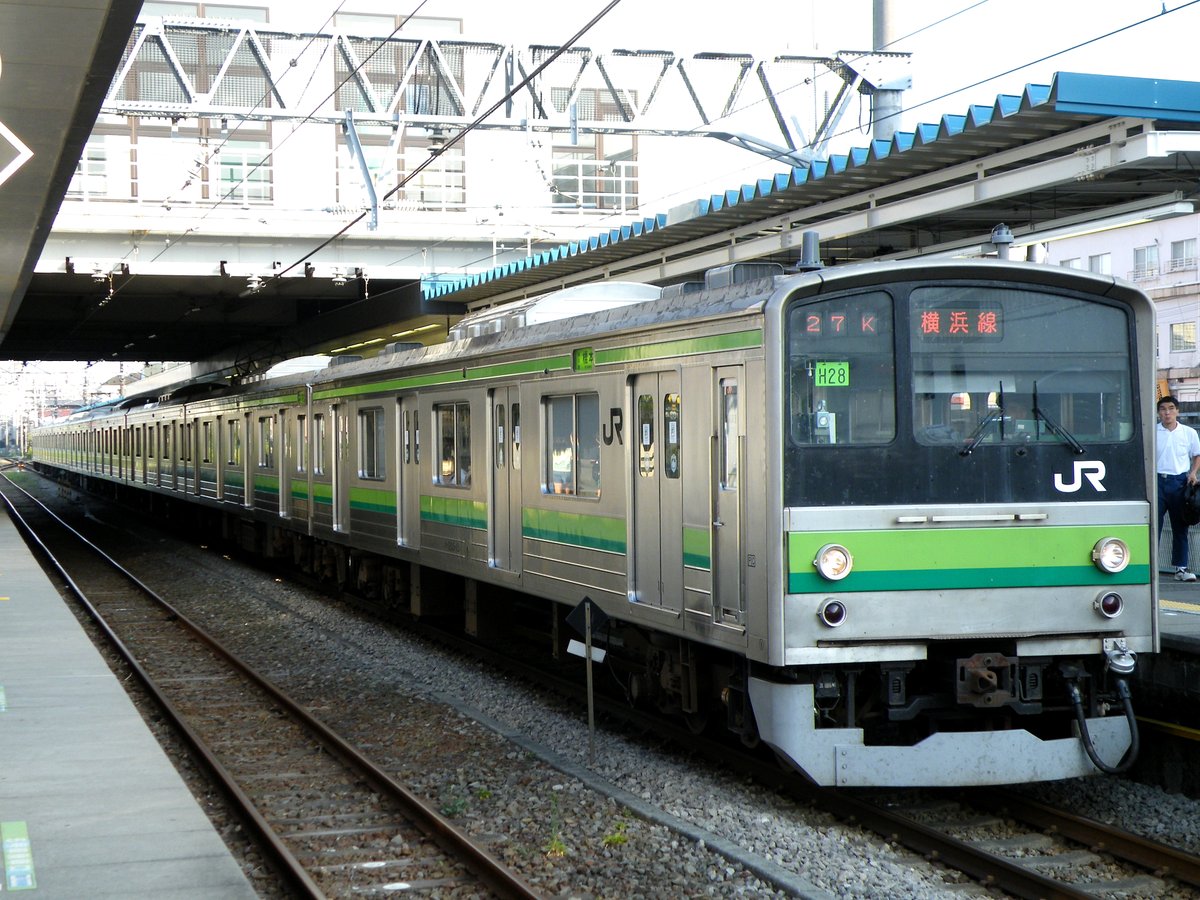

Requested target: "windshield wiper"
[
  {"left": 1033, "top": 382, "right": 1086, "bottom": 455},
  {"left": 960, "top": 385, "right": 1005, "bottom": 456}
]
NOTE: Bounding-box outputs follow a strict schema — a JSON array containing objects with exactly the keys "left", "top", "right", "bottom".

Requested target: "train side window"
[
  {"left": 720, "top": 381, "right": 738, "bottom": 490},
  {"left": 357, "top": 407, "right": 385, "bottom": 479},
  {"left": 313, "top": 414, "right": 326, "bottom": 474},
  {"left": 257, "top": 416, "right": 275, "bottom": 468},
  {"left": 664, "top": 392, "right": 681, "bottom": 478},
  {"left": 495, "top": 402, "right": 506, "bottom": 468},
  {"left": 227, "top": 419, "right": 241, "bottom": 465},
  {"left": 638, "top": 394, "right": 654, "bottom": 476},
  {"left": 545, "top": 393, "right": 600, "bottom": 497},
  {"left": 511, "top": 403, "right": 521, "bottom": 470},
  {"left": 296, "top": 415, "right": 307, "bottom": 473},
  {"left": 434, "top": 401, "right": 470, "bottom": 487}
]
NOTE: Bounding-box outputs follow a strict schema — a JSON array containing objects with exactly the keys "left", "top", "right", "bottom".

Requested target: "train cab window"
[
  {"left": 257, "top": 416, "right": 275, "bottom": 467},
  {"left": 313, "top": 414, "right": 326, "bottom": 474},
  {"left": 787, "top": 291, "right": 896, "bottom": 446},
  {"left": 227, "top": 419, "right": 242, "bottom": 465},
  {"left": 545, "top": 393, "right": 600, "bottom": 497},
  {"left": 357, "top": 407, "right": 386, "bottom": 479},
  {"left": 511, "top": 403, "right": 521, "bottom": 471},
  {"left": 910, "top": 287, "right": 1134, "bottom": 447},
  {"left": 434, "top": 401, "right": 470, "bottom": 487},
  {"left": 664, "top": 393, "right": 681, "bottom": 479}
]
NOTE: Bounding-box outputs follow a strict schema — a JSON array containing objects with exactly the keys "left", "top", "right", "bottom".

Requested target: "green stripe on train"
[
  {"left": 313, "top": 356, "right": 573, "bottom": 400},
  {"left": 595, "top": 328, "right": 762, "bottom": 365},
  {"left": 349, "top": 486, "right": 395, "bottom": 515},
  {"left": 421, "top": 494, "right": 487, "bottom": 529},
  {"left": 522, "top": 507, "right": 626, "bottom": 554},
  {"left": 253, "top": 474, "right": 279, "bottom": 496},
  {"left": 310, "top": 328, "right": 763, "bottom": 401},
  {"left": 787, "top": 524, "right": 1151, "bottom": 593},
  {"left": 683, "top": 526, "right": 711, "bottom": 569}
]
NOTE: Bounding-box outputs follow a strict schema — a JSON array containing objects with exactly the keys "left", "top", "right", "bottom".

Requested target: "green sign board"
[
  {"left": 814, "top": 361, "right": 849, "bottom": 387},
  {"left": 572, "top": 347, "right": 595, "bottom": 372}
]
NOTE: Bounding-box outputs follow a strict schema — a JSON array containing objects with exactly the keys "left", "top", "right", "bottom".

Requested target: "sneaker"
[{"left": 1177, "top": 568, "right": 1198, "bottom": 582}]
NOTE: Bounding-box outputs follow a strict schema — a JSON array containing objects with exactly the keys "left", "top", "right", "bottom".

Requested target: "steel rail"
[
  {"left": 974, "top": 788, "right": 1200, "bottom": 889},
  {"left": 0, "top": 472, "right": 538, "bottom": 900}
]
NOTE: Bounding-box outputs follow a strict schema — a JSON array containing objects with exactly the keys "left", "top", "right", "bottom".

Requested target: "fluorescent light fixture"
[
  {"left": 391, "top": 323, "right": 441, "bottom": 339},
  {"left": 1012, "top": 198, "right": 1194, "bottom": 247}
]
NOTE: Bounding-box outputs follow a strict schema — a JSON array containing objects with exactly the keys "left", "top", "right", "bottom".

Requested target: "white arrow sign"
[{"left": 0, "top": 55, "right": 35, "bottom": 189}]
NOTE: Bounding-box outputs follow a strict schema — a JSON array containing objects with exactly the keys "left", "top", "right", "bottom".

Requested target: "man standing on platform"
[{"left": 1156, "top": 395, "right": 1200, "bottom": 581}]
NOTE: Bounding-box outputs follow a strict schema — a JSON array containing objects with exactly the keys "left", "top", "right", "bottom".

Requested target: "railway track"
[
  {"left": 412, "top": 600, "right": 1200, "bottom": 899},
  {"left": 0, "top": 472, "right": 537, "bottom": 899}
]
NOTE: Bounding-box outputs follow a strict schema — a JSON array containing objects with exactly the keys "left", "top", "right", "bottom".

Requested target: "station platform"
[
  {"left": 1157, "top": 572, "right": 1200, "bottom": 652},
  {"left": 0, "top": 506, "right": 256, "bottom": 898}
]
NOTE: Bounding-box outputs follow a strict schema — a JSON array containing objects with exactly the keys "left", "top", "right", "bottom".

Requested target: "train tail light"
[
  {"left": 1094, "top": 591, "right": 1123, "bottom": 618},
  {"left": 817, "top": 599, "right": 847, "bottom": 627}
]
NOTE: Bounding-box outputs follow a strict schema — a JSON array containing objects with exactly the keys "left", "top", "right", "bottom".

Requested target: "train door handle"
[{"left": 713, "top": 518, "right": 724, "bottom": 528}]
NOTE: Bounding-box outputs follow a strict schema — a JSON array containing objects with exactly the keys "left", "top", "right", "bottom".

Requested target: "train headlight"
[
  {"left": 1094, "top": 591, "right": 1123, "bottom": 618},
  {"left": 817, "top": 599, "right": 847, "bottom": 627},
  {"left": 813, "top": 543, "right": 853, "bottom": 581},
  {"left": 1091, "top": 537, "right": 1130, "bottom": 574}
]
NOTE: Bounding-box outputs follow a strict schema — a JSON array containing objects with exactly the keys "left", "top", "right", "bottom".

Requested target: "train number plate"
[{"left": 814, "top": 361, "right": 849, "bottom": 387}]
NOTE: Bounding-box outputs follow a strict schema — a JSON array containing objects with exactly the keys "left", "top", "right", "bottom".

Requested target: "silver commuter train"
[{"left": 30, "top": 257, "right": 1157, "bottom": 787}]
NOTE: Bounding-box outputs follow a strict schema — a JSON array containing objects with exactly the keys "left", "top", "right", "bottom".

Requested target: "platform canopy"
[{"left": 0, "top": 0, "right": 143, "bottom": 357}]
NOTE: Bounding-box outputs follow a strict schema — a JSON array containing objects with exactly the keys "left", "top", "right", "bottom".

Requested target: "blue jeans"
[{"left": 1158, "top": 473, "right": 1192, "bottom": 568}]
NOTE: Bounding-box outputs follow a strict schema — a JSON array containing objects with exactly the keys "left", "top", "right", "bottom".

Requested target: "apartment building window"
[
  {"left": 1132, "top": 245, "right": 1159, "bottom": 280},
  {"left": 67, "top": 143, "right": 108, "bottom": 199},
  {"left": 1170, "top": 238, "right": 1198, "bottom": 273},
  {"left": 141, "top": 4, "right": 268, "bottom": 19},
  {"left": 219, "top": 140, "right": 272, "bottom": 204},
  {"left": 1060, "top": 258, "right": 1082, "bottom": 269},
  {"left": 1171, "top": 322, "right": 1197, "bottom": 352},
  {"left": 1088, "top": 253, "right": 1111, "bottom": 275},
  {"left": 550, "top": 89, "right": 639, "bottom": 213}
]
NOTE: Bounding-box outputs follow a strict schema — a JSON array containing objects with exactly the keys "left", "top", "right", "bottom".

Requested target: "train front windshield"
[{"left": 784, "top": 282, "right": 1141, "bottom": 505}]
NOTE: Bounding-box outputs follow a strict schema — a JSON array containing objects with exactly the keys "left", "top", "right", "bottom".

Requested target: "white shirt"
[{"left": 1157, "top": 421, "right": 1200, "bottom": 475}]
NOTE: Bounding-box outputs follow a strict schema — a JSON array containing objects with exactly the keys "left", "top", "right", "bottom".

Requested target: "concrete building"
[{"left": 1037, "top": 210, "right": 1200, "bottom": 405}]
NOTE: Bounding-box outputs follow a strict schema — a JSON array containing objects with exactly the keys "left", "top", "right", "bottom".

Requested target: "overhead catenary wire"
[{"left": 275, "top": 0, "right": 627, "bottom": 279}]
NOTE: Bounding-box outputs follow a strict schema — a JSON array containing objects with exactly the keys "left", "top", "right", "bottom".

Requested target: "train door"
[
  {"left": 712, "top": 366, "right": 744, "bottom": 624},
  {"left": 397, "top": 395, "right": 421, "bottom": 547},
  {"left": 630, "top": 372, "right": 683, "bottom": 612},
  {"left": 488, "top": 386, "right": 521, "bottom": 571}
]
